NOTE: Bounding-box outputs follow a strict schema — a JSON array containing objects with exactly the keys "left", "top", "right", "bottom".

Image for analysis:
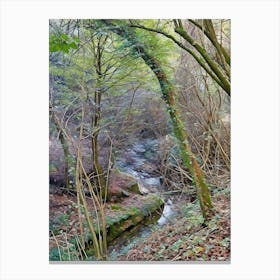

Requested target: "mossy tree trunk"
[
  {"left": 173, "top": 19, "right": 230, "bottom": 96},
  {"left": 188, "top": 19, "right": 230, "bottom": 68},
  {"left": 101, "top": 20, "right": 213, "bottom": 219}
]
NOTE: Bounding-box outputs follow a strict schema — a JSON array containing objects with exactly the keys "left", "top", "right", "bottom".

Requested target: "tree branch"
[
  {"left": 174, "top": 26, "right": 230, "bottom": 95},
  {"left": 189, "top": 19, "right": 230, "bottom": 66},
  {"left": 129, "top": 23, "right": 230, "bottom": 95}
]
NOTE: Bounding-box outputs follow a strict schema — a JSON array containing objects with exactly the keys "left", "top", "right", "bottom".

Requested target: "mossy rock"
[
  {"left": 109, "top": 169, "right": 144, "bottom": 200},
  {"left": 129, "top": 182, "right": 141, "bottom": 194},
  {"left": 85, "top": 194, "right": 164, "bottom": 254}
]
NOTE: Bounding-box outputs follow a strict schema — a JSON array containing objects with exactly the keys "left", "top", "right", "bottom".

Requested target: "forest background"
[
  {"left": 49, "top": 18, "right": 230, "bottom": 261},
  {"left": 1, "top": 0, "right": 279, "bottom": 279}
]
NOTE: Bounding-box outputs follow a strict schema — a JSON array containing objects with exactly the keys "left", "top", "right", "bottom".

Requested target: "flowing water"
[
  {"left": 115, "top": 138, "right": 177, "bottom": 224},
  {"left": 108, "top": 138, "right": 177, "bottom": 258}
]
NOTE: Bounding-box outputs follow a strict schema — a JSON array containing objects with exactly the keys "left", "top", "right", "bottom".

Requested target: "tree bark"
[
  {"left": 90, "top": 34, "right": 108, "bottom": 201},
  {"left": 50, "top": 104, "right": 72, "bottom": 189}
]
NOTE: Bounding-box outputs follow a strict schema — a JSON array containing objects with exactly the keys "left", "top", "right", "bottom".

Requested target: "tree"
[
  {"left": 101, "top": 19, "right": 213, "bottom": 220},
  {"left": 49, "top": 95, "right": 73, "bottom": 190},
  {"left": 49, "top": 26, "right": 79, "bottom": 190},
  {"left": 129, "top": 19, "right": 230, "bottom": 96},
  {"left": 49, "top": 22, "right": 109, "bottom": 259},
  {"left": 82, "top": 28, "right": 110, "bottom": 201}
]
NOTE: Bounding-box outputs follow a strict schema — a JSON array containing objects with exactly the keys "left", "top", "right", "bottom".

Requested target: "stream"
[{"left": 108, "top": 138, "right": 177, "bottom": 257}]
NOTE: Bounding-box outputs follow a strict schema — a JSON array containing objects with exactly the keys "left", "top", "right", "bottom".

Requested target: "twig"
[{"left": 51, "top": 231, "right": 62, "bottom": 261}]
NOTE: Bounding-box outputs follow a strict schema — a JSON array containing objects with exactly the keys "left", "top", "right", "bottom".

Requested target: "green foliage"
[
  {"left": 49, "top": 162, "right": 57, "bottom": 172},
  {"left": 49, "top": 247, "right": 61, "bottom": 261},
  {"left": 49, "top": 211, "right": 72, "bottom": 235},
  {"left": 133, "top": 20, "right": 179, "bottom": 79},
  {"left": 181, "top": 202, "right": 205, "bottom": 228},
  {"left": 58, "top": 213, "right": 71, "bottom": 225},
  {"left": 49, "top": 33, "right": 79, "bottom": 53},
  {"left": 128, "top": 206, "right": 142, "bottom": 215},
  {"left": 49, "top": 242, "right": 79, "bottom": 261},
  {"left": 169, "top": 239, "right": 183, "bottom": 251},
  {"left": 110, "top": 204, "right": 124, "bottom": 211}
]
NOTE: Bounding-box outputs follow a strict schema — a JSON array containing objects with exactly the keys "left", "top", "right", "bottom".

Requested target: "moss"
[
  {"left": 128, "top": 182, "right": 140, "bottom": 194},
  {"left": 130, "top": 214, "right": 144, "bottom": 224},
  {"left": 110, "top": 203, "right": 124, "bottom": 211},
  {"left": 63, "top": 204, "right": 162, "bottom": 260},
  {"left": 81, "top": 194, "right": 164, "bottom": 257},
  {"left": 128, "top": 206, "right": 142, "bottom": 215},
  {"left": 106, "top": 213, "right": 130, "bottom": 226}
]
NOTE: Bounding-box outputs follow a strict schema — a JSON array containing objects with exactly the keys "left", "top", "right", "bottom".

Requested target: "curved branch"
[
  {"left": 174, "top": 26, "right": 230, "bottom": 95},
  {"left": 188, "top": 19, "right": 230, "bottom": 66},
  {"left": 129, "top": 23, "right": 230, "bottom": 95}
]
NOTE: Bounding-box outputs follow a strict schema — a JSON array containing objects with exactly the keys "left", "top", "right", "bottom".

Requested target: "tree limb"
[{"left": 129, "top": 23, "right": 230, "bottom": 95}]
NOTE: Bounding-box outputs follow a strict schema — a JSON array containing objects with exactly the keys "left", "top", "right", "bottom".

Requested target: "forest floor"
[
  {"left": 49, "top": 183, "right": 230, "bottom": 261},
  {"left": 109, "top": 187, "right": 230, "bottom": 261}
]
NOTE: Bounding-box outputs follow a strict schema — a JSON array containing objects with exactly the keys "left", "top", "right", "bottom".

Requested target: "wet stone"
[
  {"left": 142, "top": 177, "right": 161, "bottom": 187},
  {"left": 133, "top": 143, "right": 146, "bottom": 153}
]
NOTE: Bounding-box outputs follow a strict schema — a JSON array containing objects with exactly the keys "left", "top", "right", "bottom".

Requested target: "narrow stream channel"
[{"left": 108, "top": 138, "right": 177, "bottom": 257}]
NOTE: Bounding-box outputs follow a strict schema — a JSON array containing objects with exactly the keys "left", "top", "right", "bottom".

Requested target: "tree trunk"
[
  {"left": 50, "top": 105, "right": 72, "bottom": 189},
  {"left": 90, "top": 35, "right": 108, "bottom": 201}
]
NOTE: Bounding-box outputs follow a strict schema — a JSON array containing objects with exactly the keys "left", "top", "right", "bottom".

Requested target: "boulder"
[
  {"left": 83, "top": 193, "right": 164, "bottom": 257},
  {"left": 109, "top": 169, "right": 148, "bottom": 202}
]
